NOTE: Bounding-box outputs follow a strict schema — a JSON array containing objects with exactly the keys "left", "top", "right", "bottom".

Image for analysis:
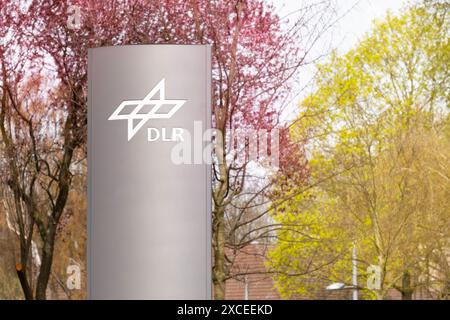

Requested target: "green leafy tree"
[{"left": 269, "top": 1, "right": 449, "bottom": 300}]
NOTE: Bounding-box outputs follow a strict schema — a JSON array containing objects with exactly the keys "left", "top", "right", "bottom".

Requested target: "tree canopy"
[{"left": 269, "top": 1, "right": 450, "bottom": 300}]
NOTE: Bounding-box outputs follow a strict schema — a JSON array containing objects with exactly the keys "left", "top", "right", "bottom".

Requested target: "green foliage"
[
  {"left": 268, "top": 190, "right": 353, "bottom": 299},
  {"left": 270, "top": 1, "right": 450, "bottom": 299}
]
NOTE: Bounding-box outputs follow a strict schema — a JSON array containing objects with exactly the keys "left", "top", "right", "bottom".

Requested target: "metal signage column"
[{"left": 88, "top": 45, "right": 211, "bottom": 299}]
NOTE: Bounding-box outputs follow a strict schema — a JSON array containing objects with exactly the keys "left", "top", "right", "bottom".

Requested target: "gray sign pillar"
[{"left": 88, "top": 45, "right": 211, "bottom": 299}]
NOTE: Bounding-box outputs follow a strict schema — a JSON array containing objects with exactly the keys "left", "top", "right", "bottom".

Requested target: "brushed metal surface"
[{"left": 88, "top": 45, "right": 211, "bottom": 299}]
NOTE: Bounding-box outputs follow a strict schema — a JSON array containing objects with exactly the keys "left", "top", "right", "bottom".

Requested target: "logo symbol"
[{"left": 108, "top": 79, "right": 187, "bottom": 141}]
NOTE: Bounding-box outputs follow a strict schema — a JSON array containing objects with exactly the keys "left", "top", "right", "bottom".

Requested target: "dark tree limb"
[{"left": 15, "top": 263, "right": 33, "bottom": 300}]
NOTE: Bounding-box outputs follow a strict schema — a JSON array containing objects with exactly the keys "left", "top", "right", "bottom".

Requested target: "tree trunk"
[
  {"left": 34, "top": 99, "right": 77, "bottom": 299},
  {"left": 401, "top": 270, "right": 414, "bottom": 300},
  {"left": 15, "top": 263, "right": 33, "bottom": 300},
  {"left": 211, "top": 121, "right": 229, "bottom": 300},
  {"left": 213, "top": 206, "right": 226, "bottom": 299},
  {"left": 35, "top": 226, "right": 57, "bottom": 300}
]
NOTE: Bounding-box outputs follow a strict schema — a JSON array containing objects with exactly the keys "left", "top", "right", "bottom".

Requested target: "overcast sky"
[
  {"left": 270, "top": 0, "right": 418, "bottom": 120},
  {"left": 273, "top": 0, "right": 416, "bottom": 52}
]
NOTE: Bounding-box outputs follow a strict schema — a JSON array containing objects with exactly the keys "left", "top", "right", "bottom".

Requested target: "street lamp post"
[{"left": 352, "top": 241, "right": 358, "bottom": 300}]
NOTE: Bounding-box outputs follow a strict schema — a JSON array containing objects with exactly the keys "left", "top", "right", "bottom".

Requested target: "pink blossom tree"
[{"left": 0, "top": 0, "right": 334, "bottom": 299}]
